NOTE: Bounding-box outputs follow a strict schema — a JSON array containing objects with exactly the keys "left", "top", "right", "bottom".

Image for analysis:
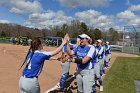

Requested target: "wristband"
[{"left": 74, "top": 58, "right": 82, "bottom": 64}]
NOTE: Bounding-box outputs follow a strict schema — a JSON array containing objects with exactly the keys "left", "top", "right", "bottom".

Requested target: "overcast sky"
[{"left": 0, "top": 0, "right": 140, "bottom": 30}]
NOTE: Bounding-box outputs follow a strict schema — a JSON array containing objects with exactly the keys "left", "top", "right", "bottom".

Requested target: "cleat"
[{"left": 100, "top": 86, "right": 103, "bottom": 91}]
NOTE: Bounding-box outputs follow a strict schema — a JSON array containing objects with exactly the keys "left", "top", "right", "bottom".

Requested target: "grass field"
[{"left": 98, "top": 56, "right": 140, "bottom": 93}]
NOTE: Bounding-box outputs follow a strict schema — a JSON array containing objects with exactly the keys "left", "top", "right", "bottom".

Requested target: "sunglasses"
[
  {"left": 80, "top": 38, "right": 84, "bottom": 40},
  {"left": 80, "top": 38, "right": 88, "bottom": 40}
]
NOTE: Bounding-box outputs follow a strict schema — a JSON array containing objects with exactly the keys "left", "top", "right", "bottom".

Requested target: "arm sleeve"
[
  {"left": 98, "top": 47, "right": 104, "bottom": 55},
  {"left": 106, "top": 45, "right": 109, "bottom": 51},
  {"left": 87, "top": 46, "right": 96, "bottom": 58},
  {"left": 42, "top": 51, "right": 52, "bottom": 60}
]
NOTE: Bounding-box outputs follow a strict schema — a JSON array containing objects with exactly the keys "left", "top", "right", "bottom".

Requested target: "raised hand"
[
  {"left": 64, "top": 33, "right": 70, "bottom": 42},
  {"left": 62, "top": 38, "right": 67, "bottom": 45},
  {"left": 77, "top": 38, "right": 80, "bottom": 45}
]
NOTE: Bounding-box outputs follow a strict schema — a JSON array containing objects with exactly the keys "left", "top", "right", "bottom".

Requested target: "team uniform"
[
  {"left": 97, "top": 45, "right": 105, "bottom": 76},
  {"left": 19, "top": 50, "right": 52, "bottom": 93},
  {"left": 102, "top": 45, "right": 106, "bottom": 74},
  {"left": 59, "top": 44, "right": 74, "bottom": 90},
  {"left": 104, "top": 44, "right": 111, "bottom": 68},
  {"left": 95, "top": 45, "right": 104, "bottom": 91},
  {"left": 73, "top": 45, "right": 97, "bottom": 93}
]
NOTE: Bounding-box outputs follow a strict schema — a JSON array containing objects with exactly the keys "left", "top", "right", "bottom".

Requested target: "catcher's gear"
[{"left": 60, "top": 52, "right": 70, "bottom": 63}]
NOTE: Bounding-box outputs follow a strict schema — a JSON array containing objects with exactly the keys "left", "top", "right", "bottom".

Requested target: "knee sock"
[
  {"left": 59, "top": 73, "right": 69, "bottom": 89},
  {"left": 98, "top": 78, "right": 103, "bottom": 86},
  {"left": 92, "top": 84, "right": 96, "bottom": 93}
]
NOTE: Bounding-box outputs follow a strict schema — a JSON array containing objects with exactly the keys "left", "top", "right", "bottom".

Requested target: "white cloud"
[
  {"left": 58, "top": 0, "right": 110, "bottom": 8},
  {"left": 117, "top": 10, "right": 136, "bottom": 19},
  {"left": 117, "top": 10, "right": 140, "bottom": 25},
  {"left": 0, "top": 0, "right": 42, "bottom": 14},
  {"left": 129, "top": 18, "right": 140, "bottom": 25},
  {"left": 0, "top": 20, "right": 10, "bottom": 24},
  {"left": 75, "top": 10, "right": 115, "bottom": 30},
  {"left": 25, "top": 10, "right": 73, "bottom": 29},
  {"left": 128, "top": 4, "right": 140, "bottom": 11}
]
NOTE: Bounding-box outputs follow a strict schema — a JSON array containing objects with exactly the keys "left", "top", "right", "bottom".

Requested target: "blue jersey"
[
  {"left": 105, "top": 45, "right": 111, "bottom": 55},
  {"left": 62, "top": 44, "right": 74, "bottom": 53},
  {"left": 22, "top": 50, "right": 52, "bottom": 78},
  {"left": 95, "top": 45, "right": 104, "bottom": 59},
  {"left": 73, "top": 45, "right": 93, "bottom": 69}
]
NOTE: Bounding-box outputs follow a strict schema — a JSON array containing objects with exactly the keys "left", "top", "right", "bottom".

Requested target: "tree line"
[{"left": 0, "top": 20, "right": 123, "bottom": 43}]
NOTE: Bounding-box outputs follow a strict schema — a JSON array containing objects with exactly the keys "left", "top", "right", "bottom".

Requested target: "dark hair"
[{"left": 19, "top": 38, "right": 42, "bottom": 70}]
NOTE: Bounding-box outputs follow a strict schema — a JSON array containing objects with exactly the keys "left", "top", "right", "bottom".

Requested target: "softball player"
[
  {"left": 104, "top": 41, "right": 111, "bottom": 68},
  {"left": 66, "top": 34, "right": 96, "bottom": 93},
  {"left": 58, "top": 43, "right": 74, "bottom": 90},
  {"left": 101, "top": 42, "right": 106, "bottom": 75},
  {"left": 95, "top": 39, "right": 104, "bottom": 91},
  {"left": 19, "top": 37, "right": 67, "bottom": 93}
]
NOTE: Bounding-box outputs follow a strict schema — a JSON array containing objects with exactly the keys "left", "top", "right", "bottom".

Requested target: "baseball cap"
[
  {"left": 97, "top": 39, "right": 102, "bottom": 43},
  {"left": 106, "top": 41, "right": 109, "bottom": 44},
  {"left": 78, "top": 34, "right": 90, "bottom": 40}
]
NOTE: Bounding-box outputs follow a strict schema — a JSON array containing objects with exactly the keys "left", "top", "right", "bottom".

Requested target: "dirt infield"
[{"left": 0, "top": 44, "right": 139, "bottom": 93}]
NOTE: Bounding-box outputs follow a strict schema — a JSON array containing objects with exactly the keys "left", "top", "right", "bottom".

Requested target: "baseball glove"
[{"left": 59, "top": 52, "right": 70, "bottom": 63}]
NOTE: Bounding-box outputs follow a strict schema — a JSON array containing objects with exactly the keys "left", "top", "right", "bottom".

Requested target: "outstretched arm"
[
  {"left": 50, "top": 57, "right": 59, "bottom": 60},
  {"left": 51, "top": 39, "right": 66, "bottom": 56},
  {"left": 66, "top": 34, "right": 75, "bottom": 55},
  {"left": 51, "top": 34, "right": 69, "bottom": 56}
]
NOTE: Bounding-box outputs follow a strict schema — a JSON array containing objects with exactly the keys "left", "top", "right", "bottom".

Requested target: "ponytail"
[
  {"left": 18, "top": 48, "right": 31, "bottom": 70},
  {"left": 18, "top": 38, "right": 42, "bottom": 70}
]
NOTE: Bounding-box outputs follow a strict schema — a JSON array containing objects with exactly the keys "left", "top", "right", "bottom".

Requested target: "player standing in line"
[
  {"left": 66, "top": 34, "right": 96, "bottom": 93},
  {"left": 104, "top": 41, "right": 111, "bottom": 68},
  {"left": 94, "top": 39, "right": 104, "bottom": 91},
  {"left": 19, "top": 36, "right": 67, "bottom": 93},
  {"left": 58, "top": 40, "right": 79, "bottom": 91},
  {"left": 101, "top": 41, "right": 106, "bottom": 76}
]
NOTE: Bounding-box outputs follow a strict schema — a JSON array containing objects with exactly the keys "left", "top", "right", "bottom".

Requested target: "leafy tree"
[
  {"left": 108, "top": 28, "right": 119, "bottom": 42},
  {"left": 93, "top": 28, "right": 102, "bottom": 40},
  {"left": 80, "top": 22, "right": 89, "bottom": 34},
  {"left": 1, "top": 31, "right": 7, "bottom": 37},
  {"left": 56, "top": 31, "right": 65, "bottom": 37}
]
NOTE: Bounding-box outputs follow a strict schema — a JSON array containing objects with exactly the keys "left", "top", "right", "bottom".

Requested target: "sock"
[
  {"left": 98, "top": 78, "right": 103, "bottom": 86},
  {"left": 92, "top": 84, "right": 96, "bottom": 93}
]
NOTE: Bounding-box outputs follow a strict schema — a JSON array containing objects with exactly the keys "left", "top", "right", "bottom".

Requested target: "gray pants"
[
  {"left": 105, "top": 54, "right": 111, "bottom": 63},
  {"left": 94, "top": 62, "right": 101, "bottom": 79},
  {"left": 99, "top": 59, "right": 104, "bottom": 71},
  {"left": 61, "top": 61, "right": 70, "bottom": 74},
  {"left": 76, "top": 68, "right": 95, "bottom": 93},
  {"left": 105, "top": 54, "right": 111, "bottom": 67},
  {"left": 19, "top": 76, "right": 40, "bottom": 93}
]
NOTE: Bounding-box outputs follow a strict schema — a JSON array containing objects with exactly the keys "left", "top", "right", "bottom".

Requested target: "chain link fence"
[{"left": 110, "top": 25, "right": 140, "bottom": 54}]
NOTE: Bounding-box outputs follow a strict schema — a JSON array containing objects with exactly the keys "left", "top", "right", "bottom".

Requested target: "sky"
[{"left": 0, "top": 0, "right": 140, "bottom": 31}]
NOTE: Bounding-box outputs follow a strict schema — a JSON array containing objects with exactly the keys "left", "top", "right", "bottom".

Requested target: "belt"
[
  {"left": 106, "top": 53, "right": 111, "bottom": 54},
  {"left": 23, "top": 75, "right": 38, "bottom": 79},
  {"left": 98, "top": 58, "right": 103, "bottom": 59}
]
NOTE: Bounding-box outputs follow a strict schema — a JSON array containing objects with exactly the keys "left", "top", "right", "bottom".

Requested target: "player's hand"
[
  {"left": 64, "top": 33, "right": 70, "bottom": 42},
  {"left": 60, "top": 52, "right": 70, "bottom": 63}
]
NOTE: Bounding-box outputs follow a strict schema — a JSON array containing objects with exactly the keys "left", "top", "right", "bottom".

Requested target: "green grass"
[{"left": 98, "top": 56, "right": 140, "bottom": 93}]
